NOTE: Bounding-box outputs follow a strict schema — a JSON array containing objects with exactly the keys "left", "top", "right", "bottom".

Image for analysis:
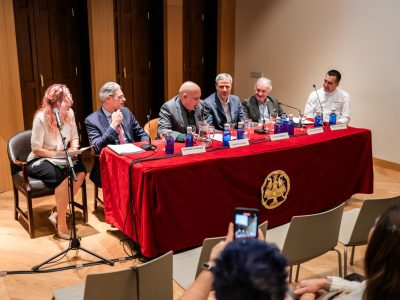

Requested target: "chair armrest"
[{"left": 12, "top": 160, "right": 31, "bottom": 192}]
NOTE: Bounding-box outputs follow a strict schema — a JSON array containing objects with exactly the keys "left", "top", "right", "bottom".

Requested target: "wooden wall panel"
[
  {"left": 87, "top": 0, "right": 116, "bottom": 110},
  {"left": 164, "top": 0, "right": 183, "bottom": 99},
  {"left": 217, "top": 0, "right": 235, "bottom": 78},
  {"left": 0, "top": 0, "right": 24, "bottom": 192}
]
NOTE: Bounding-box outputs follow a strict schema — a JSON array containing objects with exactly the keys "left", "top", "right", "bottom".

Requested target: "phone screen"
[{"left": 234, "top": 208, "right": 259, "bottom": 240}]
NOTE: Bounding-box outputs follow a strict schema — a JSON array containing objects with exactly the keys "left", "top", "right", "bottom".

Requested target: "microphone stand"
[
  {"left": 32, "top": 123, "right": 114, "bottom": 271},
  {"left": 141, "top": 114, "right": 157, "bottom": 151},
  {"left": 313, "top": 84, "right": 324, "bottom": 121},
  {"left": 278, "top": 102, "right": 304, "bottom": 128}
]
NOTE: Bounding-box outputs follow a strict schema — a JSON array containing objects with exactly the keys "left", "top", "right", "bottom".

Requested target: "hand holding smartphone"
[{"left": 233, "top": 207, "right": 259, "bottom": 240}]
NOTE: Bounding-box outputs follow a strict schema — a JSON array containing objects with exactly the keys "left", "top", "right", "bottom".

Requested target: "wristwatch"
[{"left": 201, "top": 262, "right": 213, "bottom": 271}]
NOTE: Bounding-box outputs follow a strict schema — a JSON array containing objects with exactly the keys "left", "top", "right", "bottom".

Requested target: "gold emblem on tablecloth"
[{"left": 261, "top": 170, "right": 290, "bottom": 209}]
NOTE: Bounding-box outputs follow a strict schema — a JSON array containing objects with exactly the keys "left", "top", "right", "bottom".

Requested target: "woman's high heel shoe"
[
  {"left": 48, "top": 208, "right": 57, "bottom": 231},
  {"left": 49, "top": 208, "right": 71, "bottom": 240}
]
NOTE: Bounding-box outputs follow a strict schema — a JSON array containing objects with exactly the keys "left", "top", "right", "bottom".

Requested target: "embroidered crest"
[{"left": 261, "top": 170, "right": 290, "bottom": 209}]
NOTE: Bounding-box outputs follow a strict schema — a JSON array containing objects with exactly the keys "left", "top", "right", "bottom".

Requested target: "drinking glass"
[{"left": 160, "top": 131, "right": 167, "bottom": 151}]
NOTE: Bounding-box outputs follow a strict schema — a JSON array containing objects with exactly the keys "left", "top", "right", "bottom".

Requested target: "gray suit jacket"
[
  {"left": 242, "top": 96, "right": 283, "bottom": 122},
  {"left": 203, "top": 93, "right": 244, "bottom": 130},
  {"left": 158, "top": 95, "right": 204, "bottom": 140}
]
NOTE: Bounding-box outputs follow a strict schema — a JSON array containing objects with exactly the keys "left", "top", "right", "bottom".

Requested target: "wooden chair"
[
  {"left": 266, "top": 203, "right": 344, "bottom": 282},
  {"left": 339, "top": 196, "right": 400, "bottom": 276},
  {"left": 53, "top": 251, "right": 173, "bottom": 300},
  {"left": 7, "top": 130, "right": 88, "bottom": 238},
  {"left": 143, "top": 117, "right": 159, "bottom": 140}
]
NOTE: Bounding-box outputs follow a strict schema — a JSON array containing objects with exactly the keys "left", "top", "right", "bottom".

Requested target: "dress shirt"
[
  {"left": 102, "top": 107, "right": 127, "bottom": 143},
  {"left": 219, "top": 96, "right": 232, "bottom": 123},
  {"left": 258, "top": 100, "right": 270, "bottom": 119},
  {"left": 304, "top": 87, "right": 351, "bottom": 124}
]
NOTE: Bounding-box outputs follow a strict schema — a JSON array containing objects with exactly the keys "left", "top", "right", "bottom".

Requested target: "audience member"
[
  {"left": 243, "top": 77, "right": 284, "bottom": 122},
  {"left": 203, "top": 73, "right": 244, "bottom": 130},
  {"left": 295, "top": 204, "right": 400, "bottom": 300},
  {"left": 181, "top": 223, "right": 295, "bottom": 300},
  {"left": 27, "top": 84, "right": 86, "bottom": 240},
  {"left": 304, "top": 70, "right": 350, "bottom": 124},
  {"left": 158, "top": 81, "right": 202, "bottom": 142},
  {"left": 85, "top": 82, "right": 149, "bottom": 187}
]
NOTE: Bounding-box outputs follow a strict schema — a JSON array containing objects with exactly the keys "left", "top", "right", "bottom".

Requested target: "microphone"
[
  {"left": 278, "top": 102, "right": 302, "bottom": 115},
  {"left": 141, "top": 112, "right": 157, "bottom": 151},
  {"left": 52, "top": 108, "right": 62, "bottom": 129},
  {"left": 313, "top": 84, "right": 324, "bottom": 117}
]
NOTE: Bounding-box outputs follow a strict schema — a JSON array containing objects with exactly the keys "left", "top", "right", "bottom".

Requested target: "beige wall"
[
  {"left": 0, "top": 0, "right": 24, "bottom": 192},
  {"left": 234, "top": 0, "right": 400, "bottom": 164}
]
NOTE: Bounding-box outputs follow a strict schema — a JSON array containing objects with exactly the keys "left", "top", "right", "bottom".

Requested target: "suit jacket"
[
  {"left": 203, "top": 93, "right": 244, "bottom": 130},
  {"left": 242, "top": 96, "right": 283, "bottom": 122},
  {"left": 158, "top": 96, "right": 204, "bottom": 140},
  {"left": 84, "top": 107, "right": 149, "bottom": 187}
]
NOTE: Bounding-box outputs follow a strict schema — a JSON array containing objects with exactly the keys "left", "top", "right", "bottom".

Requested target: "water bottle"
[
  {"left": 222, "top": 123, "right": 231, "bottom": 146},
  {"left": 165, "top": 129, "right": 174, "bottom": 154},
  {"left": 288, "top": 114, "right": 295, "bottom": 136},
  {"left": 314, "top": 111, "right": 323, "bottom": 127},
  {"left": 185, "top": 126, "right": 194, "bottom": 147},
  {"left": 237, "top": 121, "right": 245, "bottom": 140},
  {"left": 329, "top": 108, "right": 337, "bottom": 125},
  {"left": 274, "top": 117, "right": 282, "bottom": 134},
  {"left": 281, "top": 113, "right": 288, "bottom": 133}
]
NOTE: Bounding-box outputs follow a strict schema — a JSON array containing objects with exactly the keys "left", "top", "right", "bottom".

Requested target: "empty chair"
[
  {"left": 266, "top": 203, "right": 345, "bottom": 282},
  {"left": 7, "top": 130, "right": 88, "bottom": 238},
  {"left": 339, "top": 195, "right": 400, "bottom": 276},
  {"left": 53, "top": 251, "right": 173, "bottom": 300},
  {"left": 173, "top": 236, "right": 225, "bottom": 289},
  {"left": 143, "top": 117, "right": 160, "bottom": 140}
]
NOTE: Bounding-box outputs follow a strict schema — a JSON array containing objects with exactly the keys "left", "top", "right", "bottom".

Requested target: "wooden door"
[
  {"left": 183, "top": 0, "right": 217, "bottom": 99},
  {"left": 13, "top": 0, "right": 91, "bottom": 143},
  {"left": 114, "top": 0, "right": 163, "bottom": 126}
]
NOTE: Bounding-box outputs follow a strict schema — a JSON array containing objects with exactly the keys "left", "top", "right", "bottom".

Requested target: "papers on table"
[
  {"left": 212, "top": 133, "right": 237, "bottom": 142},
  {"left": 53, "top": 146, "right": 92, "bottom": 158},
  {"left": 107, "top": 143, "right": 145, "bottom": 155}
]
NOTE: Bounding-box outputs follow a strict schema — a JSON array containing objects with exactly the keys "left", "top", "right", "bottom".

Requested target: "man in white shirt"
[{"left": 304, "top": 70, "right": 351, "bottom": 124}]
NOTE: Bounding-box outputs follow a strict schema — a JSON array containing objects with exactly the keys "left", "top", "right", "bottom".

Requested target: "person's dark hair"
[
  {"left": 212, "top": 239, "right": 287, "bottom": 300},
  {"left": 326, "top": 70, "right": 341, "bottom": 83},
  {"left": 364, "top": 204, "right": 400, "bottom": 300}
]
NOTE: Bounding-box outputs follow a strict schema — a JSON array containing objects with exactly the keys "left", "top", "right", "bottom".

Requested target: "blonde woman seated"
[{"left": 27, "top": 84, "right": 86, "bottom": 240}]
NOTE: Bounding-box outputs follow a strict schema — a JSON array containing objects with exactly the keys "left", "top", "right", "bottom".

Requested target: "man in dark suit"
[
  {"left": 203, "top": 73, "right": 244, "bottom": 131},
  {"left": 158, "top": 81, "right": 202, "bottom": 142},
  {"left": 242, "top": 77, "right": 283, "bottom": 122},
  {"left": 85, "top": 82, "right": 149, "bottom": 187}
]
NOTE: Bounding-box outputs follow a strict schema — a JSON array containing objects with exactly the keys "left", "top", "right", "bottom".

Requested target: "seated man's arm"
[
  {"left": 304, "top": 93, "right": 317, "bottom": 118},
  {"left": 85, "top": 117, "right": 118, "bottom": 153},
  {"left": 242, "top": 100, "right": 250, "bottom": 120},
  {"left": 158, "top": 103, "right": 184, "bottom": 141},
  {"left": 337, "top": 93, "right": 351, "bottom": 124},
  {"left": 203, "top": 101, "right": 214, "bottom": 126},
  {"left": 128, "top": 113, "right": 149, "bottom": 142}
]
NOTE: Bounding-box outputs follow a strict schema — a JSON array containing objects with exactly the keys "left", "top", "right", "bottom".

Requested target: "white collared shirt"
[
  {"left": 304, "top": 88, "right": 351, "bottom": 124},
  {"left": 218, "top": 96, "right": 232, "bottom": 123}
]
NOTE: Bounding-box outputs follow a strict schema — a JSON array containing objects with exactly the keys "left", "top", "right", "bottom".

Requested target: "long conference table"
[{"left": 100, "top": 126, "right": 373, "bottom": 258}]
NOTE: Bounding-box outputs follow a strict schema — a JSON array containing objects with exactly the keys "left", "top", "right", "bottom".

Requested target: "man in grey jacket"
[
  {"left": 158, "top": 81, "right": 202, "bottom": 142},
  {"left": 242, "top": 77, "right": 283, "bottom": 122}
]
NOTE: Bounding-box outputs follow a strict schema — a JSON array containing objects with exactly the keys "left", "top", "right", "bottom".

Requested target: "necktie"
[{"left": 116, "top": 125, "right": 126, "bottom": 144}]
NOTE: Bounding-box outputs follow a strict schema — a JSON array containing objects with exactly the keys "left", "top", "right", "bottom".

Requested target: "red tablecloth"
[{"left": 100, "top": 126, "right": 373, "bottom": 258}]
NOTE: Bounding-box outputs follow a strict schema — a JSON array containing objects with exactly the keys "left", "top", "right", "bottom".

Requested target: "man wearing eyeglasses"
[{"left": 85, "top": 81, "right": 149, "bottom": 187}]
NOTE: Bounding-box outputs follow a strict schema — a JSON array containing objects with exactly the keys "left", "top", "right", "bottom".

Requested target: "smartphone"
[{"left": 233, "top": 207, "right": 259, "bottom": 240}]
